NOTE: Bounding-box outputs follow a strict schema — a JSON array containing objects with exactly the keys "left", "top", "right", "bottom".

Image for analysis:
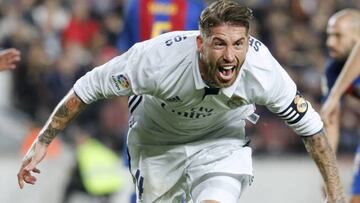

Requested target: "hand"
[
  {"left": 0, "top": 48, "right": 21, "bottom": 71},
  {"left": 320, "top": 96, "right": 340, "bottom": 125},
  {"left": 17, "top": 141, "right": 48, "bottom": 189}
]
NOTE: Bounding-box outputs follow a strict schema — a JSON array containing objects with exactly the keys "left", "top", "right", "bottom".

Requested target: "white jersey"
[{"left": 73, "top": 31, "right": 323, "bottom": 146}]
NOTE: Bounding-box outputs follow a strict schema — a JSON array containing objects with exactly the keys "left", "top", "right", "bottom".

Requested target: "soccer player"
[
  {"left": 18, "top": 1, "right": 345, "bottom": 202},
  {"left": 322, "top": 42, "right": 360, "bottom": 123},
  {"left": 320, "top": 9, "right": 360, "bottom": 203},
  {"left": 0, "top": 48, "right": 21, "bottom": 71},
  {"left": 117, "top": 0, "right": 206, "bottom": 52}
]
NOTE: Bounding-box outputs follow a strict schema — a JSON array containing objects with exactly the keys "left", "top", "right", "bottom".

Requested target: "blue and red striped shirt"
[{"left": 117, "top": 0, "right": 205, "bottom": 52}]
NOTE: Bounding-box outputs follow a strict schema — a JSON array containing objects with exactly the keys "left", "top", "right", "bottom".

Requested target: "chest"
[
  {"left": 153, "top": 64, "right": 253, "bottom": 119},
  {"left": 158, "top": 85, "right": 251, "bottom": 119}
]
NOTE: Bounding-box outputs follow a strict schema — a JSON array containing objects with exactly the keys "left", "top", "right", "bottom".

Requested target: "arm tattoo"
[
  {"left": 38, "top": 89, "right": 87, "bottom": 145},
  {"left": 301, "top": 131, "right": 345, "bottom": 202}
]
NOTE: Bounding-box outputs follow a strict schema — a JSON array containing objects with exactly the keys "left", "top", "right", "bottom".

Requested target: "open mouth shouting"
[{"left": 217, "top": 65, "right": 237, "bottom": 82}]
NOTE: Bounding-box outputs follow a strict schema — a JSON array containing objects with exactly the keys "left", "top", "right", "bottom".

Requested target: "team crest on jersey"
[
  {"left": 227, "top": 95, "right": 247, "bottom": 108},
  {"left": 294, "top": 94, "right": 308, "bottom": 113},
  {"left": 112, "top": 74, "right": 129, "bottom": 90}
]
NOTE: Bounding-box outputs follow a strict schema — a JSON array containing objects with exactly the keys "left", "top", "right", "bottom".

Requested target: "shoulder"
[
  {"left": 124, "top": 31, "right": 199, "bottom": 93},
  {"left": 239, "top": 37, "right": 295, "bottom": 102},
  {"left": 246, "top": 36, "right": 274, "bottom": 68},
  {"left": 242, "top": 36, "right": 278, "bottom": 80},
  {"left": 142, "top": 30, "right": 199, "bottom": 50},
  {"left": 131, "top": 31, "right": 199, "bottom": 68}
]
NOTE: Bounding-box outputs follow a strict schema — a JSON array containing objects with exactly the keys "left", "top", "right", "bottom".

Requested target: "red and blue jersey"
[
  {"left": 322, "top": 58, "right": 360, "bottom": 101},
  {"left": 117, "top": 0, "right": 205, "bottom": 52}
]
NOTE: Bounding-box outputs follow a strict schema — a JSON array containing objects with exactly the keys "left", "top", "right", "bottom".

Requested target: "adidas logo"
[{"left": 166, "top": 96, "right": 182, "bottom": 102}]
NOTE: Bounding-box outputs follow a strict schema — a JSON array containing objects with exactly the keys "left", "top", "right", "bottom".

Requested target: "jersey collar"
[
  {"left": 193, "top": 51, "right": 207, "bottom": 90},
  {"left": 220, "top": 72, "right": 242, "bottom": 98}
]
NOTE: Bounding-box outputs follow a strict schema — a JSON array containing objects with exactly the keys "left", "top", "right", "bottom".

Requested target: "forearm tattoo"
[
  {"left": 38, "top": 90, "right": 87, "bottom": 145},
  {"left": 301, "top": 131, "right": 345, "bottom": 202}
]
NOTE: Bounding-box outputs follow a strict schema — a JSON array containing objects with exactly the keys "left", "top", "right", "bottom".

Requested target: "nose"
[
  {"left": 326, "top": 36, "right": 336, "bottom": 50},
  {"left": 223, "top": 47, "right": 235, "bottom": 63}
]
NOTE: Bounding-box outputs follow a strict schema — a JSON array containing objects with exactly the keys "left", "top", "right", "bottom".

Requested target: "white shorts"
[
  {"left": 192, "top": 175, "right": 251, "bottom": 203},
  {"left": 127, "top": 132, "right": 253, "bottom": 203}
]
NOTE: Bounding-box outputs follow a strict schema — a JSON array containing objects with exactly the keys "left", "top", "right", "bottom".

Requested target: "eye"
[
  {"left": 234, "top": 41, "right": 244, "bottom": 48},
  {"left": 214, "top": 41, "right": 225, "bottom": 47}
]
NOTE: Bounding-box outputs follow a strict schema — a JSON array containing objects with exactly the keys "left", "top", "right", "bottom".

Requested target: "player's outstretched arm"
[
  {"left": 321, "top": 41, "right": 360, "bottom": 124},
  {"left": 17, "top": 89, "right": 87, "bottom": 189},
  {"left": 0, "top": 48, "right": 21, "bottom": 71},
  {"left": 301, "top": 131, "right": 346, "bottom": 203}
]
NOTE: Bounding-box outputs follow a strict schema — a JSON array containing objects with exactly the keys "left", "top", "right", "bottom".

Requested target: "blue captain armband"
[{"left": 277, "top": 91, "right": 309, "bottom": 125}]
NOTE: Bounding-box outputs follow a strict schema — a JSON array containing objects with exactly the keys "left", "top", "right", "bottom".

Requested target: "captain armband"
[{"left": 277, "top": 91, "right": 309, "bottom": 125}]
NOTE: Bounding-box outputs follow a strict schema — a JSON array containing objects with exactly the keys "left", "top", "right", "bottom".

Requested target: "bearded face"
[
  {"left": 326, "top": 17, "right": 358, "bottom": 60},
  {"left": 197, "top": 24, "right": 249, "bottom": 88}
]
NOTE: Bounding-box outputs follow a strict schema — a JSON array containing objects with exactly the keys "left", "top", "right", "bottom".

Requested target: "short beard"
[{"left": 200, "top": 53, "right": 241, "bottom": 88}]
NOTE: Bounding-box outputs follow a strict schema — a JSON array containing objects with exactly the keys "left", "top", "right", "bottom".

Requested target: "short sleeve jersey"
[{"left": 74, "top": 31, "right": 323, "bottom": 145}]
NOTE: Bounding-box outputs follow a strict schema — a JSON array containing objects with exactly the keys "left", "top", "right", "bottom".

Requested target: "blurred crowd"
[{"left": 1, "top": 0, "right": 359, "bottom": 157}]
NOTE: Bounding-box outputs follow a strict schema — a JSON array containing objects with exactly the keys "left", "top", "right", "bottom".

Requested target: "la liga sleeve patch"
[{"left": 112, "top": 74, "right": 130, "bottom": 91}]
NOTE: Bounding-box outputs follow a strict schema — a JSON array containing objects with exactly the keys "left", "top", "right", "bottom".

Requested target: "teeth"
[{"left": 222, "top": 66, "right": 233, "bottom": 70}]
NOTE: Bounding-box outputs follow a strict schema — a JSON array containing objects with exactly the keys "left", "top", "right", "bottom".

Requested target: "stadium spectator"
[
  {"left": 62, "top": 0, "right": 100, "bottom": 49},
  {"left": 31, "top": 0, "right": 69, "bottom": 61}
]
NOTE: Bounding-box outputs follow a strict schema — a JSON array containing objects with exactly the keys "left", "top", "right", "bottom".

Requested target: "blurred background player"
[
  {"left": 117, "top": 0, "right": 206, "bottom": 52},
  {"left": 321, "top": 9, "right": 360, "bottom": 203},
  {"left": 322, "top": 42, "right": 360, "bottom": 119},
  {"left": 61, "top": 124, "right": 127, "bottom": 203}
]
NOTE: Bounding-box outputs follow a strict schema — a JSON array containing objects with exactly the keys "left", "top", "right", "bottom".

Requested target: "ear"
[{"left": 196, "top": 35, "right": 203, "bottom": 52}]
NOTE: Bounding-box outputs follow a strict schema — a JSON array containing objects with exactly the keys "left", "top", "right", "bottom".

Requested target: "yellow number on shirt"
[{"left": 151, "top": 21, "right": 172, "bottom": 38}]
